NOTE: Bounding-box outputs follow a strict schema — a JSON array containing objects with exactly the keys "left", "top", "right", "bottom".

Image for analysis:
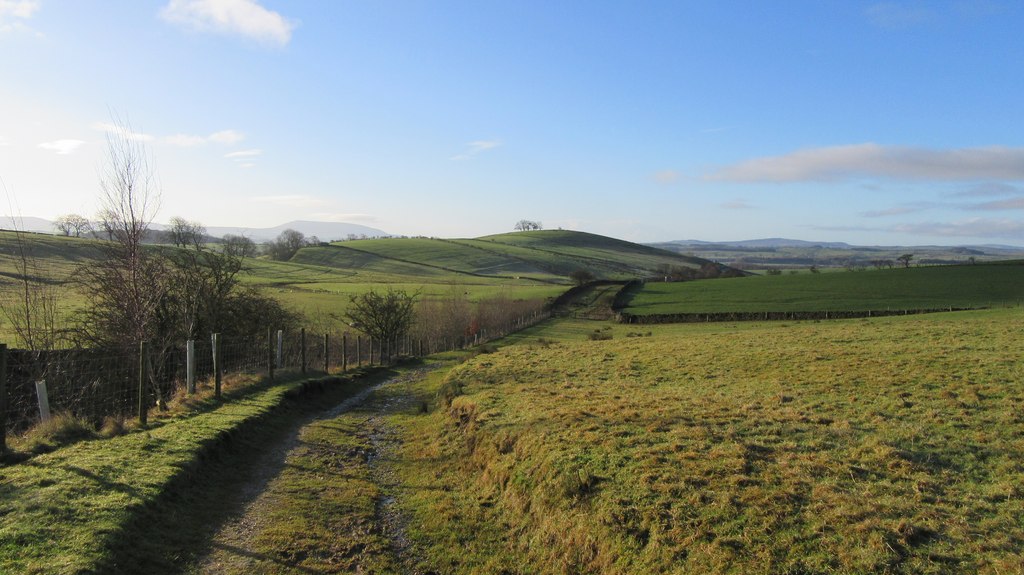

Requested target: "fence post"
[
  {"left": 212, "top": 333, "right": 222, "bottom": 398},
  {"left": 0, "top": 343, "right": 6, "bottom": 452},
  {"left": 138, "top": 341, "right": 149, "bottom": 426},
  {"left": 357, "top": 336, "right": 362, "bottom": 368},
  {"left": 276, "top": 329, "right": 283, "bottom": 369},
  {"left": 301, "top": 328, "right": 307, "bottom": 375},
  {"left": 323, "top": 333, "right": 330, "bottom": 373},
  {"left": 186, "top": 339, "right": 196, "bottom": 394},
  {"left": 267, "top": 328, "right": 275, "bottom": 380},
  {"left": 342, "top": 334, "right": 347, "bottom": 372}
]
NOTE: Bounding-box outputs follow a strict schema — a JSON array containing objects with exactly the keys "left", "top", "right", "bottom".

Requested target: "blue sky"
[{"left": 2, "top": 0, "right": 1023, "bottom": 244}]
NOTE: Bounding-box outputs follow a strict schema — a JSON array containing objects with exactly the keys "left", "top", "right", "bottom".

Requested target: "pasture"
[
  {"left": 623, "top": 263, "right": 1024, "bottom": 315},
  {"left": 393, "top": 308, "right": 1024, "bottom": 573}
]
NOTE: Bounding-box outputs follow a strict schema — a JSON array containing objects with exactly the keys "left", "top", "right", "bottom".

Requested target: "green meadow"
[
  {"left": 624, "top": 263, "right": 1024, "bottom": 315},
  {"left": 3, "top": 228, "right": 1024, "bottom": 574}
]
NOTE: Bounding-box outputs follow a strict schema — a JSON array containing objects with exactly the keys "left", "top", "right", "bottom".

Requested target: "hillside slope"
[{"left": 293, "top": 230, "right": 733, "bottom": 283}]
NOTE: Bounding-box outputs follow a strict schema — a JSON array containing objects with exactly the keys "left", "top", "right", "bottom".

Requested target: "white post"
[
  {"left": 35, "top": 380, "right": 51, "bottom": 422},
  {"left": 276, "top": 329, "right": 283, "bottom": 368},
  {"left": 186, "top": 339, "right": 196, "bottom": 394}
]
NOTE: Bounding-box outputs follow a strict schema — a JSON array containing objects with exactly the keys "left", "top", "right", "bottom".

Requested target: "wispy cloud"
[
  {"left": 890, "top": 218, "right": 1024, "bottom": 239},
  {"left": 866, "top": 2, "right": 935, "bottom": 29},
  {"left": 0, "top": 135, "right": 10, "bottom": 146},
  {"left": 967, "top": 197, "right": 1024, "bottom": 211},
  {"left": 252, "top": 194, "right": 330, "bottom": 208},
  {"left": 160, "top": 0, "right": 297, "bottom": 47},
  {"left": 309, "top": 212, "right": 377, "bottom": 223},
  {"left": 208, "top": 129, "right": 245, "bottom": 144},
  {"left": 224, "top": 147, "right": 262, "bottom": 167},
  {"left": 37, "top": 139, "right": 85, "bottom": 155},
  {"left": 224, "top": 148, "right": 261, "bottom": 158},
  {"left": 814, "top": 218, "right": 1024, "bottom": 240},
  {"left": 451, "top": 140, "right": 501, "bottom": 161},
  {"left": 165, "top": 129, "right": 245, "bottom": 147},
  {"left": 860, "top": 202, "right": 938, "bottom": 218},
  {"left": 92, "top": 121, "right": 155, "bottom": 142},
  {"left": 0, "top": 0, "right": 41, "bottom": 35},
  {"left": 653, "top": 170, "right": 680, "bottom": 184},
  {"left": 707, "top": 143, "right": 1024, "bottom": 183},
  {"left": 948, "top": 182, "right": 1020, "bottom": 198},
  {"left": 721, "top": 199, "right": 754, "bottom": 210}
]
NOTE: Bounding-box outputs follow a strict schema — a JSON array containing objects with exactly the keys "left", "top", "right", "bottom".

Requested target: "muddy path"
[{"left": 191, "top": 368, "right": 434, "bottom": 575}]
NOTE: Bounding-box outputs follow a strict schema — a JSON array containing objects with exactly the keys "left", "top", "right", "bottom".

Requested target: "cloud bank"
[
  {"left": 0, "top": 0, "right": 39, "bottom": 34},
  {"left": 160, "top": 0, "right": 296, "bottom": 47},
  {"left": 707, "top": 144, "right": 1024, "bottom": 183}
]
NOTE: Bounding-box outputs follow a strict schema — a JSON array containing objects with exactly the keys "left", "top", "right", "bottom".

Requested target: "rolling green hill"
[{"left": 292, "top": 230, "right": 722, "bottom": 282}]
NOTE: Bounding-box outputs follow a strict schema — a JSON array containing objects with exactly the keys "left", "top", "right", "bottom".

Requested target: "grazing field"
[
  {"left": 392, "top": 309, "right": 1024, "bottom": 573},
  {"left": 623, "top": 263, "right": 1024, "bottom": 315}
]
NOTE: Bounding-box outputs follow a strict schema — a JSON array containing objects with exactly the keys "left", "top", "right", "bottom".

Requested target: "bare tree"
[
  {"left": 222, "top": 234, "right": 257, "bottom": 259},
  {"left": 514, "top": 219, "right": 543, "bottom": 231},
  {"left": 75, "top": 118, "right": 168, "bottom": 348},
  {"left": 167, "top": 216, "right": 206, "bottom": 250},
  {"left": 266, "top": 228, "right": 307, "bottom": 260},
  {"left": 346, "top": 288, "right": 418, "bottom": 345},
  {"left": 898, "top": 253, "right": 914, "bottom": 268},
  {"left": 53, "top": 214, "right": 92, "bottom": 237}
]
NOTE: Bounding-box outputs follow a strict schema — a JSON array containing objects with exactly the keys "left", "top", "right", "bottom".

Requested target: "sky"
[{"left": 1, "top": 0, "right": 1023, "bottom": 245}]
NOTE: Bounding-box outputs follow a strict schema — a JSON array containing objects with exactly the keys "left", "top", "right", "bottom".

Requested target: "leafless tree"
[
  {"left": 53, "top": 214, "right": 92, "bottom": 237},
  {"left": 222, "top": 234, "right": 257, "bottom": 258},
  {"left": 514, "top": 219, "right": 543, "bottom": 231},
  {"left": 266, "top": 228, "right": 307, "bottom": 260},
  {"left": 346, "top": 288, "right": 418, "bottom": 345},
  {"left": 75, "top": 118, "right": 168, "bottom": 348},
  {"left": 168, "top": 216, "right": 206, "bottom": 250}
]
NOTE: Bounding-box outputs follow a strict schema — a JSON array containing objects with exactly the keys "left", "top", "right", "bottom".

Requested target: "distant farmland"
[{"left": 622, "top": 263, "right": 1024, "bottom": 315}]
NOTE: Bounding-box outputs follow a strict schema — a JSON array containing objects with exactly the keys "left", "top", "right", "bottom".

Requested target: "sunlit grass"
[{"left": 393, "top": 309, "right": 1024, "bottom": 573}]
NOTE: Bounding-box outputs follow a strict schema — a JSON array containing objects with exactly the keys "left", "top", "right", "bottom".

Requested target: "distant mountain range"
[
  {"left": 201, "top": 220, "right": 388, "bottom": 242},
  {"left": 0, "top": 216, "right": 388, "bottom": 243}
]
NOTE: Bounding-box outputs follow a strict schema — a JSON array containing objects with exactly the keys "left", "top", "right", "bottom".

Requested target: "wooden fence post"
[
  {"left": 323, "top": 333, "right": 330, "bottom": 373},
  {"left": 212, "top": 333, "right": 222, "bottom": 398},
  {"left": 356, "top": 336, "right": 362, "bottom": 368},
  {"left": 138, "top": 341, "right": 149, "bottom": 426},
  {"left": 0, "top": 344, "right": 6, "bottom": 452},
  {"left": 300, "top": 328, "right": 307, "bottom": 375},
  {"left": 186, "top": 339, "right": 196, "bottom": 394},
  {"left": 268, "top": 327, "right": 275, "bottom": 380},
  {"left": 276, "top": 329, "right": 284, "bottom": 369},
  {"left": 342, "top": 334, "right": 347, "bottom": 372}
]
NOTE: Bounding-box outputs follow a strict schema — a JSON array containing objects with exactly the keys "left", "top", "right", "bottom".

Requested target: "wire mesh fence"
[{"left": 0, "top": 307, "right": 551, "bottom": 444}]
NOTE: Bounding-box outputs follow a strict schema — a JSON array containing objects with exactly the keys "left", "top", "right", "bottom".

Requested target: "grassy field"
[
  {"left": 624, "top": 263, "right": 1024, "bottom": 315},
  {"left": 391, "top": 309, "right": 1024, "bottom": 573}
]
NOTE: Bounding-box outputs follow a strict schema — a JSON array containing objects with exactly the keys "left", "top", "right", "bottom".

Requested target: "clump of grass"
[
  {"left": 436, "top": 374, "right": 466, "bottom": 407},
  {"left": 16, "top": 412, "right": 97, "bottom": 454},
  {"left": 588, "top": 329, "right": 612, "bottom": 341},
  {"left": 98, "top": 415, "right": 128, "bottom": 438}
]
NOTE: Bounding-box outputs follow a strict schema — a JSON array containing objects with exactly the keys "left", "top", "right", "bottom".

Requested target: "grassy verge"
[
  {"left": 392, "top": 310, "right": 1024, "bottom": 573},
  {"left": 0, "top": 368, "right": 383, "bottom": 574}
]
